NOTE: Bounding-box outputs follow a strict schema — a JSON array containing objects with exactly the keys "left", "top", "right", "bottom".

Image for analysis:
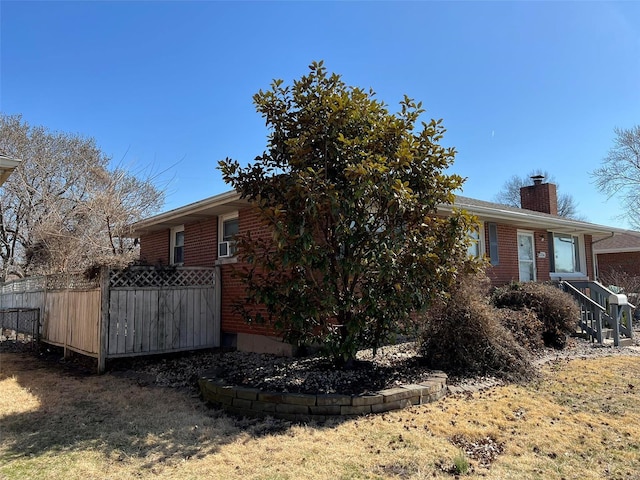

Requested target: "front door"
[{"left": 518, "top": 232, "right": 536, "bottom": 282}]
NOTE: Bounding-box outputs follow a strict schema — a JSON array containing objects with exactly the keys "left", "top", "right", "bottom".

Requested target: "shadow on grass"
[{"left": 0, "top": 347, "right": 303, "bottom": 470}]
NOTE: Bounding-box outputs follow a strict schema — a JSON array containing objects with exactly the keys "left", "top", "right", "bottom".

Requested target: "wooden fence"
[{"left": 0, "top": 267, "right": 221, "bottom": 372}]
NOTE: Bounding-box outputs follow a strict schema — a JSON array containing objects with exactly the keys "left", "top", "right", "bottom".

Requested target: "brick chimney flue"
[{"left": 520, "top": 176, "right": 558, "bottom": 215}]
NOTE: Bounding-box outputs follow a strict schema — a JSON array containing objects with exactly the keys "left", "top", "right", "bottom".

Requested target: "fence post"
[
  {"left": 214, "top": 265, "right": 222, "bottom": 347},
  {"left": 97, "top": 268, "right": 110, "bottom": 374},
  {"left": 63, "top": 275, "right": 71, "bottom": 359}
]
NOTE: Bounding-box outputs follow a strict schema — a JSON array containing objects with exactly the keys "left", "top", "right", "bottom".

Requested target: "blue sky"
[{"left": 2, "top": 1, "right": 639, "bottom": 228}]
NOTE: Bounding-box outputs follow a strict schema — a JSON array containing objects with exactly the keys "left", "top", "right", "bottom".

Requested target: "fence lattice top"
[
  {"left": 0, "top": 277, "right": 46, "bottom": 294},
  {"left": 109, "top": 267, "right": 215, "bottom": 288},
  {"left": 46, "top": 274, "right": 100, "bottom": 290}
]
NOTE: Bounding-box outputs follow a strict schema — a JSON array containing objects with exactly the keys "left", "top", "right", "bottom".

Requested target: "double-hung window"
[
  {"left": 218, "top": 213, "right": 239, "bottom": 258},
  {"left": 467, "top": 225, "right": 485, "bottom": 258},
  {"left": 170, "top": 225, "right": 185, "bottom": 265}
]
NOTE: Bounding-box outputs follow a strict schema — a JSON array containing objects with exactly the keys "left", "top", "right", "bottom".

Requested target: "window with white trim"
[
  {"left": 550, "top": 233, "right": 583, "bottom": 275},
  {"left": 170, "top": 225, "right": 184, "bottom": 265},
  {"left": 218, "top": 212, "right": 239, "bottom": 258},
  {"left": 467, "top": 224, "right": 485, "bottom": 258}
]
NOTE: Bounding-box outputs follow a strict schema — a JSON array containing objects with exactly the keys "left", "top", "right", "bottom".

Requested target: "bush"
[
  {"left": 497, "top": 307, "right": 545, "bottom": 353},
  {"left": 491, "top": 282, "right": 580, "bottom": 349},
  {"left": 419, "top": 274, "right": 534, "bottom": 382}
]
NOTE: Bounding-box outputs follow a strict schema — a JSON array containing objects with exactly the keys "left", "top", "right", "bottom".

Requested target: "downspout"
[{"left": 591, "top": 232, "right": 616, "bottom": 281}]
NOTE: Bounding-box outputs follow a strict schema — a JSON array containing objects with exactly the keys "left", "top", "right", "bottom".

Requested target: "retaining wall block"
[
  {"left": 258, "top": 392, "right": 286, "bottom": 403},
  {"left": 418, "top": 379, "right": 443, "bottom": 394},
  {"left": 316, "top": 394, "right": 352, "bottom": 406},
  {"left": 214, "top": 385, "right": 236, "bottom": 398},
  {"left": 371, "top": 398, "right": 412, "bottom": 414},
  {"left": 351, "top": 394, "right": 383, "bottom": 407},
  {"left": 216, "top": 394, "right": 234, "bottom": 406},
  {"left": 282, "top": 393, "right": 317, "bottom": 406},
  {"left": 340, "top": 405, "right": 372, "bottom": 416},
  {"left": 251, "top": 401, "right": 277, "bottom": 413},
  {"left": 276, "top": 403, "right": 310, "bottom": 415},
  {"left": 234, "top": 387, "right": 261, "bottom": 401},
  {"left": 232, "top": 398, "right": 253, "bottom": 410},
  {"left": 309, "top": 405, "right": 342, "bottom": 416},
  {"left": 379, "top": 387, "right": 416, "bottom": 403}
]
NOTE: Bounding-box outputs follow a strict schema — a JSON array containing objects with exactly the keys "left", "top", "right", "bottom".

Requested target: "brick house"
[
  {"left": 131, "top": 178, "right": 636, "bottom": 353},
  {"left": 593, "top": 232, "right": 640, "bottom": 279}
]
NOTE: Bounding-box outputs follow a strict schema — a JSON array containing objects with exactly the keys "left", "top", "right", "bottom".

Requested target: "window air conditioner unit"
[{"left": 218, "top": 241, "right": 233, "bottom": 258}]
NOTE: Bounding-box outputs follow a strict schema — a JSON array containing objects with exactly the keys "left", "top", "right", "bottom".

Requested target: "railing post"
[{"left": 609, "top": 303, "right": 620, "bottom": 347}]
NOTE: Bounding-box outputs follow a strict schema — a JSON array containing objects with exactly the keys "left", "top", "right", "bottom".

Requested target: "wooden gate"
[
  {"left": 104, "top": 267, "right": 220, "bottom": 361},
  {"left": 0, "top": 267, "right": 221, "bottom": 372}
]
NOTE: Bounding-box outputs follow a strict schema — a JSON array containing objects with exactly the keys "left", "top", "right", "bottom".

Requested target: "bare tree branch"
[
  {"left": 592, "top": 126, "right": 640, "bottom": 229},
  {"left": 0, "top": 114, "right": 166, "bottom": 280},
  {"left": 493, "top": 169, "right": 584, "bottom": 220}
]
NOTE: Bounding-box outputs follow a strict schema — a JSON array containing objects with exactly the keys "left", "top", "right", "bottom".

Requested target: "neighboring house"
[
  {"left": 594, "top": 232, "right": 640, "bottom": 279},
  {"left": 131, "top": 177, "right": 636, "bottom": 353},
  {"left": 0, "top": 153, "right": 21, "bottom": 186}
]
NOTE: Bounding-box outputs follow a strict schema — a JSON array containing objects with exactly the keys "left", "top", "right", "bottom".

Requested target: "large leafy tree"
[
  {"left": 592, "top": 126, "right": 640, "bottom": 229},
  {"left": 0, "top": 114, "right": 164, "bottom": 280},
  {"left": 219, "top": 62, "right": 477, "bottom": 364}
]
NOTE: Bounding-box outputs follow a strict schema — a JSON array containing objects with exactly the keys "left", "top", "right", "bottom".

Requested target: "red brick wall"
[
  {"left": 140, "top": 210, "right": 599, "bottom": 341},
  {"left": 184, "top": 218, "right": 218, "bottom": 267},
  {"left": 598, "top": 251, "right": 640, "bottom": 277},
  {"left": 533, "top": 229, "right": 551, "bottom": 282},
  {"left": 520, "top": 183, "right": 558, "bottom": 215},
  {"left": 484, "top": 223, "right": 556, "bottom": 286},
  {"left": 485, "top": 223, "right": 519, "bottom": 285},
  {"left": 139, "top": 230, "right": 170, "bottom": 265},
  {"left": 139, "top": 218, "right": 218, "bottom": 267},
  {"left": 484, "top": 224, "right": 594, "bottom": 286},
  {"left": 221, "top": 207, "right": 277, "bottom": 336},
  {"left": 584, "top": 235, "right": 594, "bottom": 280}
]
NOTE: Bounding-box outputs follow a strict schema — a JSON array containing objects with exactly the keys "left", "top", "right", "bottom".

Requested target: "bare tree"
[
  {"left": 0, "top": 114, "right": 165, "bottom": 280},
  {"left": 494, "top": 169, "right": 583, "bottom": 219},
  {"left": 592, "top": 126, "right": 640, "bottom": 230}
]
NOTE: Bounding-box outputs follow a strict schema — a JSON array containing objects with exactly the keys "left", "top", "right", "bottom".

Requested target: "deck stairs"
[{"left": 561, "top": 280, "right": 635, "bottom": 347}]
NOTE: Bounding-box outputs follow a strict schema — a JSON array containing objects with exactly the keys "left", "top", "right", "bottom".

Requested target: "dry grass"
[{"left": 2, "top": 351, "right": 640, "bottom": 479}]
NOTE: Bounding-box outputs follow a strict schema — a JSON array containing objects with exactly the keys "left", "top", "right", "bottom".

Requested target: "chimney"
[{"left": 520, "top": 175, "right": 558, "bottom": 215}]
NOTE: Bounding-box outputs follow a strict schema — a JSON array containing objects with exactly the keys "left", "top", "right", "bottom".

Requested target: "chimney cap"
[{"left": 530, "top": 174, "right": 545, "bottom": 185}]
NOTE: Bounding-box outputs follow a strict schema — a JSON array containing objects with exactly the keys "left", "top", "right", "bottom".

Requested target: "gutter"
[{"left": 591, "top": 232, "right": 615, "bottom": 281}]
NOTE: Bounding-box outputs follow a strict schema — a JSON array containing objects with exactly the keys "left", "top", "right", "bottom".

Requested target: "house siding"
[
  {"left": 138, "top": 208, "right": 280, "bottom": 338},
  {"left": 184, "top": 218, "right": 218, "bottom": 267},
  {"left": 520, "top": 182, "right": 558, "bottom": 215},
  {"left": 221, "top": 207, "right": 275, "bottom": 336},
  {"left": 138, "top": 210, "right": 598, "bottom": 347},
  {"left": 484, "top": 223, "right": 525, "bottom": 285},
  {"left": 598, "top": 251, "right": 640, "bottom": 278},
  {"left": 483, "top": 223, "right": 592, "bottom": 286},
  {"left": 139, "top": 230, "right": 170, "bottom": 265},
  {"left": 585, "top": 235, "right": 595, "bottom": 280}
]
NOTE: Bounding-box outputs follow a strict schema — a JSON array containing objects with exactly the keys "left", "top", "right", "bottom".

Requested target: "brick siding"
[
  {"left": 221, "top": 207, "right": 276, "bottom": 336},
  {"left": 520, "top": 182, "right": 558, "bottom": 215},
  {"left": 139, "top": 210, "right": 597, "bottom": 341},
  {"left": 139, "top": 230, "right": 169, "bottom": 265},
  {"left": 184, "top": 218, "right": 218, "bottom": 267},
  {"left": 598, "top": 251, "right": 640, "bottom": 278}
]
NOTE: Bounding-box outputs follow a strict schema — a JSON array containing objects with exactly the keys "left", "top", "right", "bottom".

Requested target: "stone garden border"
[{"left": 198, "top": 370, "right": 448, "bottom": 422}]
